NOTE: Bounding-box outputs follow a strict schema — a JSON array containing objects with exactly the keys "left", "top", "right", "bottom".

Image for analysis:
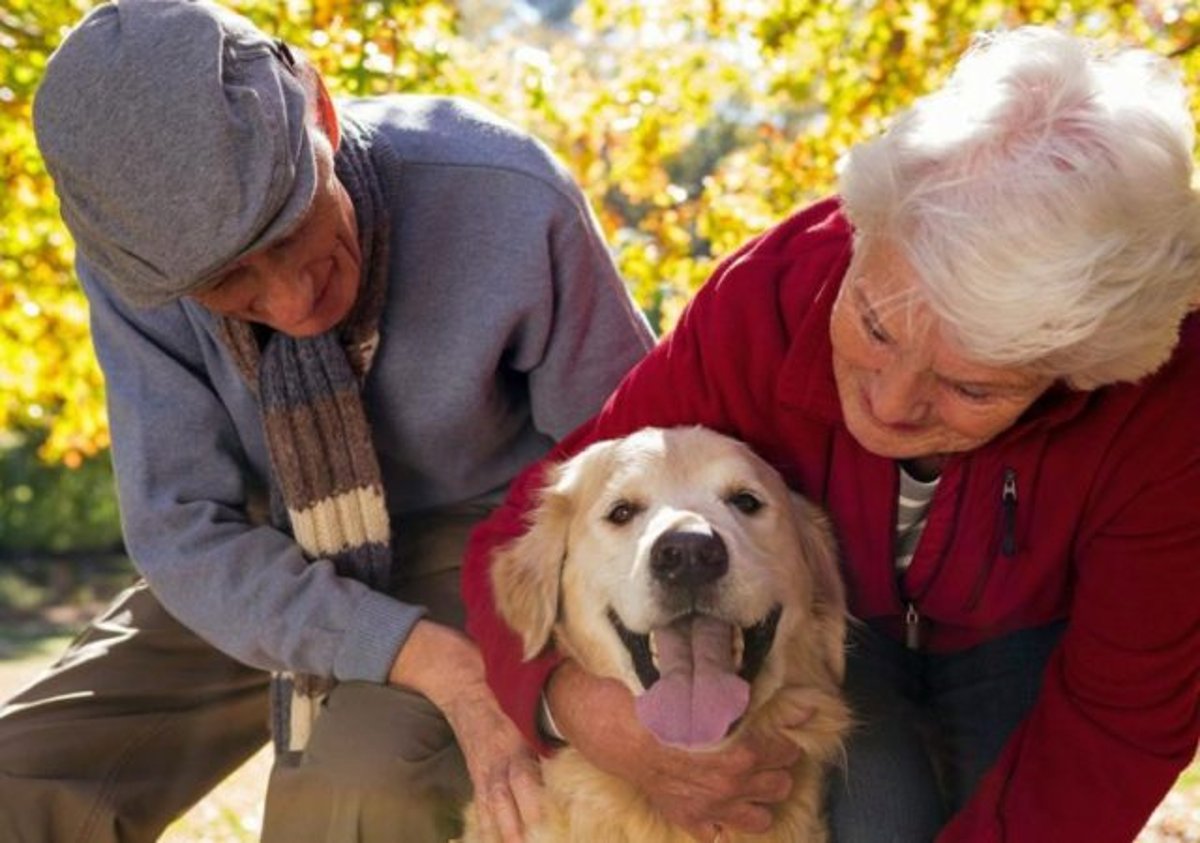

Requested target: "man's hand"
[
  {"left": 547, "top": 659, "right": 809, "bottom": 841},
  {"left": 390, "top": 620, "right": 543, "bottom": 843},
  {"left": 445, "top": 682, "right": 543, "bottom": 843}
]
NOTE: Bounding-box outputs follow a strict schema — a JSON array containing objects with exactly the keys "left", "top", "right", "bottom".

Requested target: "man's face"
[
  {"left": 829, "top": 241, "right": 1051, "bottom": 461},
  {"left": 190, "top": 135, "right": 361, "bottom": 337}
]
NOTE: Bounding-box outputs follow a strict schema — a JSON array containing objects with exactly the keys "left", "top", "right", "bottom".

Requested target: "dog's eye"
[
  {"left": 605, "top": 500, "right": 641, "bottom": 525},
  {"left": 727, "top": 490, "right": 764, "bottom": 515}
]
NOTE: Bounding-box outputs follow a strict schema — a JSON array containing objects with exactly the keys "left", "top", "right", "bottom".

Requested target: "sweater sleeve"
[
  {"left": 941, "top": 406, "right": 1200, "bottom": 841},
  {"left": 81, "top": 265, "right": 423, "bottom": 685},
  {"left": 520, "top": 176, "right": 655, "bottom": 441}
]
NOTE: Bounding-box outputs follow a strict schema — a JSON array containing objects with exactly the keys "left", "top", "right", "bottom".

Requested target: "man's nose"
[{"left": 869, "top": 358, "right": 931, "bottom": 425}]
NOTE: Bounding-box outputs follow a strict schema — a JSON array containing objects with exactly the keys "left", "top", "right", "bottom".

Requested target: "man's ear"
[{"left": 307, "top": 65, "right": 340, "bottom": 151}]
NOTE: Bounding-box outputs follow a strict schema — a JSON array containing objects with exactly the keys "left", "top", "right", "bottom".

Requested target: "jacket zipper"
[
  {"left": 902, "top": 464, "right": 1022, "bottom": 641},
  {"left": 965, "top": 466, "right": 1019, "bottom": 611},
  {"left": 1001, "top": 467, "right": 1018, "bottom": 557},
  {"left": 905, "top": 602, "right": 921, "bottom": 650},
  {"left": 902, "top": 463, "right": 1015, "bottom": 645},
  {"left": 890, "top": 465, "right": 923, "bottom": 651}
]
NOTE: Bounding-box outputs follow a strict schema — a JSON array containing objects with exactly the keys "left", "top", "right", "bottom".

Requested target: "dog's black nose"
[{"left": 650, "top": 531, "right": 729, "bottom": 589}]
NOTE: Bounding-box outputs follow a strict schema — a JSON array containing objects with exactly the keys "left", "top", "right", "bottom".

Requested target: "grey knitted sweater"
[{"left": 79, "top": 96, "right": 654, "bottom": 685}]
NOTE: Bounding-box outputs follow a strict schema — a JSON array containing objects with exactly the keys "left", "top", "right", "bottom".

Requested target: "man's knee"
[
  {"left": 0, "top": 772, "right": 164, "bottom": 843},
  {"left": 261, "top": 682, "right": 471, "bottom": 843},
  {"left": 0, "top": 585, "right": 270, "bottom": 843}
]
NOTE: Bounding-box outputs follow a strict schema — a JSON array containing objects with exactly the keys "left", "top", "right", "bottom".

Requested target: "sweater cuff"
[{"left": 331, "top": 588, "right": 427, "bottom": 683}]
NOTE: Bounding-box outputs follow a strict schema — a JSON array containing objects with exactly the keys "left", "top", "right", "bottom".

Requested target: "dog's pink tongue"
[{"left": 634, "top": 615, "right": 750, "bottom": 749}]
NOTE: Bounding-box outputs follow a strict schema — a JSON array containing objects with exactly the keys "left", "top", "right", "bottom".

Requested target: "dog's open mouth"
[{"left": 609, "top": 606, "right": 782, "bottom": 749}]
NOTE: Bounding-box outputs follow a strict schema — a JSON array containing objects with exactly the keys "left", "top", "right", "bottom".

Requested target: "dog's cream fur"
[{"left": 471, "top": 426, "right": 849, "bottom": 842}]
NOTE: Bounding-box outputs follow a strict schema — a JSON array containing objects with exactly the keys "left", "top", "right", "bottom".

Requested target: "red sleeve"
[{"left": 942, "top": 423, "right": 1200, "bottom": 841}]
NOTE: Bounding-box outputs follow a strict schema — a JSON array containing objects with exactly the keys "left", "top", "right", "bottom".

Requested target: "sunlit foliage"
[{"left": 3, "top": 0, "right": 1199, "bottom": 464}]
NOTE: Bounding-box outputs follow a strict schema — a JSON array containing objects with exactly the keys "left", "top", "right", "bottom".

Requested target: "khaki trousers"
[{"left": 0, "top": 506, "right": 486, "bottom": 843}]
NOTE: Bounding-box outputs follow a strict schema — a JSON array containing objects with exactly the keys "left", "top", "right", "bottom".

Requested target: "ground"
[
  {"left": 0, "top": 565, "right": 1196, "bottom": 842},
  {"left": 0, "top": 608, "right": 269, "bottom": 842}
]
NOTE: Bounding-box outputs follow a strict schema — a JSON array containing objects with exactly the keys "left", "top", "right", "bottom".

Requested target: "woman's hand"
[
  {"left": 390, "top": 620, "right": 543, "bottom": 843},
  {"left": 547, "top": 659, "right": 808, "bottom": 841}
]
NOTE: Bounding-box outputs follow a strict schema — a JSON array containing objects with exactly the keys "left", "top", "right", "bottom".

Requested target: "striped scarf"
[{"left": 218, "top": 115, "right": 392, "bottom": 753}]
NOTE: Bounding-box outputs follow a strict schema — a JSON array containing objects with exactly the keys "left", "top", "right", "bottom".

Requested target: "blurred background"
[{"left": 1, "top": 0, "right": 1198, "bottom": 839}]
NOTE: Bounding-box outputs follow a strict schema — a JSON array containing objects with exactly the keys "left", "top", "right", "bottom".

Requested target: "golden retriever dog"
[{"left": 473, "top": 426, "right": 850, "bottom": 842}]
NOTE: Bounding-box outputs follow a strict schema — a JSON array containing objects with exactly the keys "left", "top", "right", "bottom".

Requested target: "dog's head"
[{"left": 492, "top": 426, "right": 845, "bottom": 749}]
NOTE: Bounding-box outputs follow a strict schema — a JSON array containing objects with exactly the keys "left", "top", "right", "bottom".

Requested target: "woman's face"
[
  {"left": 189, "top": 134, "right": 361, "bottom": 338},
  {"left": 829, "top": 241, "right": 1051, "bottom": 461}
]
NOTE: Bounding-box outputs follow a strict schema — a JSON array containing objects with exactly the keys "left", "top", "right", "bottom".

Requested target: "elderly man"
[{"left": 0, "top": 1, "right": 653, "bottom": 841}]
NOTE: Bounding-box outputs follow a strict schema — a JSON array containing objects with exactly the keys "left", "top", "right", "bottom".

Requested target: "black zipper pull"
[
  {"left": 905, "top": 602, "right": 921, "bottom": 650},
  {"left": 1001, "top": 467, "right": 1018, "bottom": 557}
]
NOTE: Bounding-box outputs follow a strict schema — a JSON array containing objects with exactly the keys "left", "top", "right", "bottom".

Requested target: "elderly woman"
[{"left": 464, "top": 26, "right": 1200, "bottom": 842}]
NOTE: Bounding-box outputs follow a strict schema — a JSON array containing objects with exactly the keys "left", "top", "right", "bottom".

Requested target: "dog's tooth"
[{"left": 649, "top": 630, "right": 660, "bottom": 671}]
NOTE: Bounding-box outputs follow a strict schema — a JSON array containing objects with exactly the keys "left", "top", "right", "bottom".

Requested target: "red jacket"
[{"left": 463, "top": 197, "right": 1200, "bottom": 842}]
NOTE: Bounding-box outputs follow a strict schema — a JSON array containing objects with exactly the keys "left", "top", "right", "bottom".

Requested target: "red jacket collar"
[{"left": 772, "top": 202, "right": 853, "bottom": 423}]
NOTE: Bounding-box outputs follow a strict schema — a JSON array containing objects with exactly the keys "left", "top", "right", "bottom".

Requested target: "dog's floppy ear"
[
  {"left": 789, "top": 492, "right": 848, "bottom": 681},
  {"left": 490, "top": 463, "right": 576, "bottom": 661}
]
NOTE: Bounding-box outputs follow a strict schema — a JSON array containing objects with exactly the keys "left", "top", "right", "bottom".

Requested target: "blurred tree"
[
  {"left": 1, "top": 1, "right": 107, "bottom": 466},
  {"left": 0, "top": 430, "right": 123, "bottom": 554},
  {"left": 2, "top": 0, "right": 1199, "bottom": 472}
]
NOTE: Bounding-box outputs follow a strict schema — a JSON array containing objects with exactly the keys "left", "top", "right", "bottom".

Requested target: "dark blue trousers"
[{"left": 827, "top": 620, "right": 1067, "bottom": 842}]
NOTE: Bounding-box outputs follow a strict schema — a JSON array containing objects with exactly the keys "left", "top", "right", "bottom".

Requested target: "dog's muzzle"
[{"left": 610, "top": 527, "right": 784, "bottom": 747}]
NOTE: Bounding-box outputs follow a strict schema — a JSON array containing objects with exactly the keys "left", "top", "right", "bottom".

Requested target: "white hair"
[{"left": 838, "top": 26, "right": 1200, "bottom": 388}]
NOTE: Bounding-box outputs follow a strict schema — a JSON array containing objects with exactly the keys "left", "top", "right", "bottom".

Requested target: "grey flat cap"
[{"left": 33, "top": 0, "right": 316, "bottom": 308}]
